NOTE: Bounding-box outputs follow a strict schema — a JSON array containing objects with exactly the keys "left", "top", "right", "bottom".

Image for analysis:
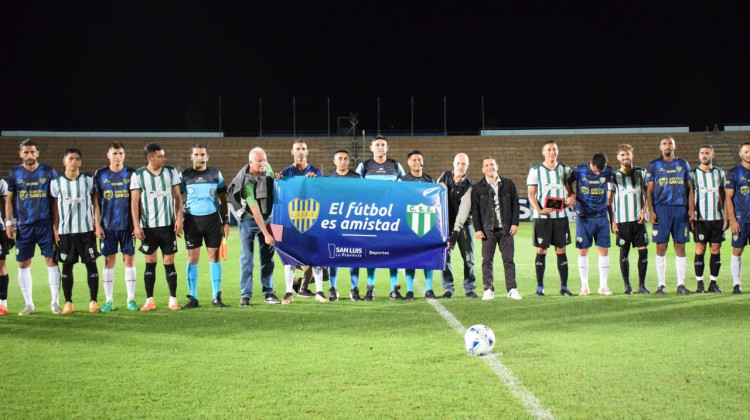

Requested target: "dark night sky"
[{"left": 2, "top": 2, "right": 748, "bottom": 134}]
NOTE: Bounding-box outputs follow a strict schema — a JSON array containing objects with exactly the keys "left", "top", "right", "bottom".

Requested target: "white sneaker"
[
  {"left": 579, "top": 288, "right": 590, "bottom": 296},
  {"left": 18, "top": 304, "right": 36, "bottom": 316},
  {"left": 598, "top": 287, "right": 613, "bottom": 296},
  {"left": 507, "top": 288, "right": 523, "bottom": 300},
  {"left": 482, "top": 289, "right": 495, "bottom": 300},
  {"left": 50, "top": 302, "right": 61, "bottom": 314}
]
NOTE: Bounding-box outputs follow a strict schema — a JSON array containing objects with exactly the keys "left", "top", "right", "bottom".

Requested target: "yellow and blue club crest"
[
  {"left": 288, "top": 198, "right": 320, "bottom": 233},
  {"left": 406, "top": 203, "right": 436, "bottom": 238}
]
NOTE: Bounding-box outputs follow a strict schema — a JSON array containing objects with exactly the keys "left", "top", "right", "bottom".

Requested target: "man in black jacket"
[{"left": 471, "top": 156, "right": 522, "bottom": 300}]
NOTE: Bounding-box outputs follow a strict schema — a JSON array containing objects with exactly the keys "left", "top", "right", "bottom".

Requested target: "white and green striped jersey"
[
  {"left": 50, "top": 173, "right": 95, "bottom": 234},
  {"left": 527, "top": 162, "right": 571, "bottom": 219},
  {"left": 130, "top": 166, "right": 181, "bottom": 228},
  {"left": 692, "top": 166, "right": 725, "bottom": 221},
  {"left": 608, "top": 168, "right": 646, "bottom": 224}
]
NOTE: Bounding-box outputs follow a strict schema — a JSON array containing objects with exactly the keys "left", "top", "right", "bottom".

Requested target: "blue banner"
[{"left": 272, "top": 177, "right": 448, "bottom": 269}]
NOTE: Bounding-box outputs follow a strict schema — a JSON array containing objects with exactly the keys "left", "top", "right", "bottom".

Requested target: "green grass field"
[{"left": 2, "top": 224, "right": 749, "bottom": 419}]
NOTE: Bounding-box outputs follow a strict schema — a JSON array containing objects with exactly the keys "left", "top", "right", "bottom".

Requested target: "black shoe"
[
  {"left": 405, "top": 291, "right": 415, "bottom": 300},
  {"left": 183, "top": 294, "right": 199, "bottom": 309},
  {"left": 350, "top": 287, "right": 362, "bottom": 301},
  {"left": 239, "top": 297, "right": 251, "bottom": 307},
  {"left": 559, "top": 288, "right": 573, "bottom": 296},
  {"left": 211, "top": 292, "right": 227, "bottom": 308},
  {"left": 708, "top": 282, "right": 723, "bottom": 293},
  {"left": 624, "top": 284, "right": 633, "bottom": 295},
  {"left": 442, "top": 290, "right": 454, "bottom": 299},
  {"left": 638, "top": 285, "right": 651, "bottom": 294},
  {"left": 677, "top": 285, "right": 691, "bottom": 295},
  {"left": 264, "top": 293, "right": 281, "bottom": 304},
  {"left": 465, "top": 291, "right": 479, "bottom": 299},
  {"left": 390, "top": 286, "right": 405, "bottom": 301},
  {"left": 297, "top": 288, "right": 314, "bottom": 298},
  {"left": 655, "top": 285, "right": 666, "bottom": 295},
  {"left": 695, "top": 281, "right": 705, "bottom": 293},
  {"left": 733, "top": 285, "right": 742, "bottom": 294},
  {"left": 329, "top": 287, "right": 338, "bottom": 302},
  {"left": 535, "top": 288, "right": 545, "bottom": 296},
  {"left": 364, "top": 286, "right": 375, "bottom": 301},
  {"left": 424, "top": 290, "right": 438, "bottom": 299}
]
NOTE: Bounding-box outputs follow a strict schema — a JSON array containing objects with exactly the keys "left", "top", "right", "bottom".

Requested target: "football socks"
[
  {"left": 18, "top": 267, "right": 33, "bottom": 306},
  {"left": 694, "top": 253, "right": 705, "bottom": 279},
  {"left": 675, "top": 256, "right": 687, "bottom": 287},
  {"left": 186, "top": 263, "right": 199, "bottom": 298},
  {"left": 144, "top": 263, "right": 157, "bottom": 298},
  {"left": 535, "top": 254, "right": 545, "bottom": 287},
  {"left": 638, "top": 249, "right": 648, "bottom": 286},
  {"left": 103, "top": 268, "right": 115, "bottom": 303},
  {"left": 165, "top": 264, "right": 178, "bottom": 297},
  {"left": 709, "top": 253, "right": 721, "bottom": 279},
  {"left": 731, "top": 255, "right": 741, "bottom": 286},
  {"left": 61, "top": 262, "right": 75, "bottom": 303},
  {"left": 598, "top": 255, "right": 609, "bottom": 291},
  {"left": 86, "top": 262, "right": 99, "bottom": 302},
  {"left": 125, "top": 265, "right": 137, "bottom": 302},
  {"left": 210, "top": 261, "right": 222, "bottom": 300},
  {"left": 578, "top": 255, "right": 589, "bottom": 291},
  {"left": 48, "top": 265, "right": 60, "bottom": 305},
  {"left": 557, "top": 253, "right": 568, "bottom": 287},
  {"left": 619, "top": 246, "right": 630, "bottom": 286},
  {"left": 655, "top": 255, "right": 666, "bottom": 287}
]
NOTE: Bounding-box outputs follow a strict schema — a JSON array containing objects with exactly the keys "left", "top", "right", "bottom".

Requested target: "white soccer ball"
[{"left": 464, "top": 324, "right": 495, "bottom": 356}]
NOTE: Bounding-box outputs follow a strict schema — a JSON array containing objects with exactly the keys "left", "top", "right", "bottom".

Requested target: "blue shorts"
[
  {"left": 652, "top": 205, "right": 690, "bottom": 244},
  {"left": 575, "top": 216, "right": 610, "bottom": 249},
  {"left": 731, "top": 221, "right": 750, "bottom": 248},
  {"left": 15, "top": 219, "right": 56, "bottom": 262},
  {"left": 100, "top": 229, "right": 135, "bottom": 256}
]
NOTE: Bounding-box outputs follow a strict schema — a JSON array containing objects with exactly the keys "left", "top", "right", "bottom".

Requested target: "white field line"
[{"left": 423, "top": 295, "right": 556, "bottom": 420}]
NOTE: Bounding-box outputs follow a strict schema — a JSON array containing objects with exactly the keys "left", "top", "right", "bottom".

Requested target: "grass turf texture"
[{"left": 2, "top": 224, "right": 749, "bottom": 419}]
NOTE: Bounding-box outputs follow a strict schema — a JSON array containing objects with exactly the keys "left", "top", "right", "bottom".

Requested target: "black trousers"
[{"left": 481, "top": 228, "right": 517, "bottom": 292}]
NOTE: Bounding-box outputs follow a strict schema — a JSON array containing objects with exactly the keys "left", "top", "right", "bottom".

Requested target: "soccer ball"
[{"left": 464, "top": 324, "right": 495, "bottom": 356}]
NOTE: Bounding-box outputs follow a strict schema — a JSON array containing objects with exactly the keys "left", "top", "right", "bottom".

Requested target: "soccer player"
[
  {"left": 471, "top": 156, "right": 521, "bottom": 300},
  {"left": 130, "top": 143, "right": 184, "bottom": 311},
  {"left": 94, "top": 142, "right": 138, "bottom": 311},
  {"left": 227, "top": 147, "right": 280, "bottom": 306},
  {"left": 326, "top": 149, "right": 363, "bottom": 301},
  {"left": 438, "top": 153, "right": 477, "bottom": 299},
  {"left": 5, "top": 139, "right": 61, "bottom": 316},
  {"left": 181, "top": 144, "right": 230, "bottom": 308},
  {"left": 691, "top": 145, "right": 726, "bottom": 293},
  {"left": 723, "top": 142, "right": 750, "bottom": 294},
  {"left": 401, "top": 150, "right": 437, "bottom": 300},
  {"left": 0, "top": 179, "right": 11, "bottom": 316},
  {"left": 355, "top": 135, "right": 406, "bottom": 301},
  {"left": 645, "top": 136, "right": 695, "bottom": 295},
  {"left": 527, "top": 139, "right": 574, "bottom": 296},
  {"left": 279, "top": 139, "right": 328, "bottom": 304},
  {"left": 51, "top": 148, "right": 101, "bottom": 315},
  {"left": 570, "top": 152, "right": 614, "bottom": 296},
  {"left": 608, "top": 144, "right": 650, "bottom": 295}
]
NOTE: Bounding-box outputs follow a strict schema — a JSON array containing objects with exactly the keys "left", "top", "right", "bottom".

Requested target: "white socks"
[
  {"left": 125, "top": 266, "right": 137, "bottom": 301},
  {"left": 675, "top": 256, "right": 687, "bottom": 286},
  {"left": 598, "top": 255, "right": 609, "bottom": 290},
  {"left": 47, "top": 266, "right": 60, "bottom": 305},
  {"left": 731, "top": 255, "right": 742, "bottom": 286},
  {"left": 656, "top": 255, "right": 667, "bottom": 287},
  {"left": 578, "top": 256, "right": 589, "bottom": 290},
  {"left": 103, "top": 268, "right": 115, "bottom": 302},
  {"left": 284, "top": 265, "right": 295, "bottom": 293},
  {"left": 18, "top": 267, "right": 33, "bottom": 305},
  {"left": 313, "top": 267, "right": 324, "bottom": 292}
]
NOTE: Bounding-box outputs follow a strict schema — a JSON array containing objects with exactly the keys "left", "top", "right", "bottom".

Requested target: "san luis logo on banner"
[
  {"left": 288, "top": 197, "right": 320, "bottom": 233},
  {"left": 406, "top": 203, "right": 436, "bottom": 237}
]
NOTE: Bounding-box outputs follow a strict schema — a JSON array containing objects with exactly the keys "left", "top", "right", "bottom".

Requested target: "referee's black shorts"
[{"left": 183, "top": 213, "right": 223, "bottom": 249}]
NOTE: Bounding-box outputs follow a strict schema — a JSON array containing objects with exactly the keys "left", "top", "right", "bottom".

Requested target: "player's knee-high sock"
[
  {"left": 557, "top": 253, "right": 568, "bottom": 288},
  {"left": 186, "top": 263, "right": 198, "bottom": 297},
  {"left": 0, "top": 274, "right": 9, "bottom": 301},
  {"left": 709, "top": 253, "right": 721, "bottom": 281},
  {"left": 284, "top": 265, "right": 295, "bottom": 294},
  {"left": 578, "top": 255, "right": 589, "bottom": 291},
  {"left": 125, "top": 266, "right": 137, "bottom": 301},
  {"left": 731, "top": 255, "right": 741, "bottom": 286},
  {"left": 535, "top": 254, "right": 546, "bottom": 289},
  {"left": 675, "top": 256, "right": 687, "bottom": 286},
  {"left": 389, "top": 268, "right": 399, "bottom": 292},
  {"left": 598, "top": 255, "right": 609, "bottom": 290},
  {"left": 694, "top": 253, "right": 705, "bottom": 280},
  {"left": 164, "top": 264, "right": 177, "bottom": 297},
  {"left": 144, "top": 263, "right": 157, "bottom": 298},
  {"left": 638, "top": 249, "right": 648, "bottom": 286},
  {"left": 103, "top": 268, "right": 115, "bottom": 302},
  {"left": 61, "top": 262, "right": 75, "bottom": 303},
  {"left": 312, "top": 266, "right": 324, "bottom": 293},
  {"left": 210, "top": 262, "right": 222, "bottom": 299},
  {"left": 367, "top": 268, "right": 376, "bottom": 286},
  {"left": 18, "top": 267, "right": 33, "bottom": 305},
  {"left": 655, "top": 255, "right": 666, "bottom": 287},
  {"left": 405, "top": 269, "right": 415, "bottom": 292},
  {"left": 329, "top": 268, "right": 337, "bottom": 290},
  {"left": 425, "top": 269, "right": 434, "bottom": 291},
  {"left": 619, "top": 246, "right": 630, "bottom": 286},
  {"left": 350, "top": 267, "right": 359, "bottom": 289},
  {"left": 48, "top": 266, "right": 60, "bottom": 305},
  {"left": 86, "top": 262, "right": 99, "bottom": 302}
]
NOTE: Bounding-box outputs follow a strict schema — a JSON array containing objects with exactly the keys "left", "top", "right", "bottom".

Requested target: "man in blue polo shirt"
[{"left": 724, "top": 141, "right": 750, "bottom": 294}]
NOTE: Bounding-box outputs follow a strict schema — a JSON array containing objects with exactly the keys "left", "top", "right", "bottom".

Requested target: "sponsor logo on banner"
[
  {"left": 289, "top": 198, "right": 320, "bottom": 233},
  {"left": 406, "top": 203, "right": 436, "bottom": 237},
  {"left": 327, "top": 243, "right": 364, "bottom": 258}
]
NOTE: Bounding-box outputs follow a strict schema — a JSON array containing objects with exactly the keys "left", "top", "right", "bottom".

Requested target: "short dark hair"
[
  {"left": 372, "top": 135, "right": 388, "bottom": 143},
  {"left": 192, "top": 143, "right": 208, "bottom": 153},
  {"left": 740, "top": 142, "right": 750, "bottom": 150},
  {"left": 64, "top": 148, "right": 82, "bottom": 158},
  {"left": 592, "top": 152, "right": 608, "bottom": 171},
  {"left": 108, "top": 141, "right": 125, "bottom": 150},
  {"left": 19, "top": 138, "right": 37, "bottom": 150},
  {"left": 407, "top": 150, "right": 422, "bottom": 159},
  {"left": 143, "top": 142, "right": 163, "bottom": 157},
  {"left": 699, "top": 144, "right": 714, "bottom": 152},
  {"left": 482, "top": 155, "right": 496, "bottom": 164},
  {"left": 542, "top": 139, "right": 556, "bottom": 149},
  {"left": 333, "top": 149, "right": 350, "bottom": 156}
]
